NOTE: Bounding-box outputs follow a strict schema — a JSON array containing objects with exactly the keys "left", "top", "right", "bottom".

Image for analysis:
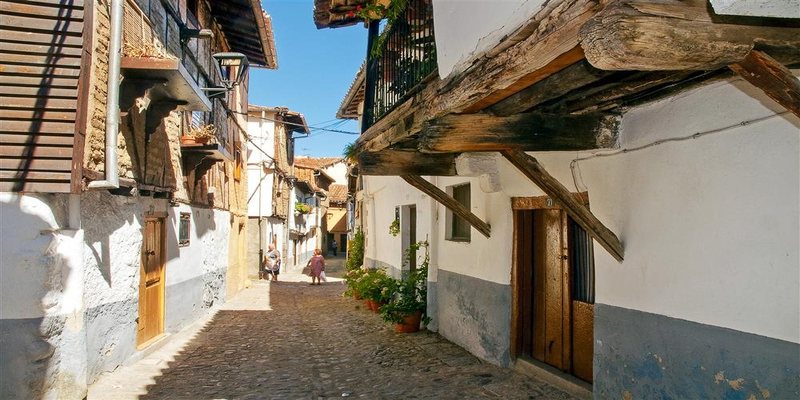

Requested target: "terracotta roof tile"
[
  {"left": 294, "top": 157, "right": 343, "bottom": 170},
  {"left": 328, "top": 184, "right": 348, "bottom": 203}
]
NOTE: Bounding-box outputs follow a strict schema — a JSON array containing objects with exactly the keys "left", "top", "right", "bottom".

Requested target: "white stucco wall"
[
  {"left": 0, "top": 193, "right": 87, "bottom": 399},
  {"left": 362, "top": 176, "right": 434, "bottom": 275},
  {"left": 322, "top": 162, "right": 348, "bottom": 184},
  {"left": 432, "top": 0, "right": 548, "bottom": 78},
  {"left": 247, "top": 113, "right": 277, "bottom": 218},
  {"left": 710, "top": 0, "right": 800, "bottom": 18}
]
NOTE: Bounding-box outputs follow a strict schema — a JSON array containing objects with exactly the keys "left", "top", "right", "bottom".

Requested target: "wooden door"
[
  {"left": 137, "top": 217, "right": 165, "bottom": 347},
  {"left": 515, "top": 209, "right": 594, "bottom": 382},
  {"left": 409, "top": 206, "right": 417, "bottom": 271}
]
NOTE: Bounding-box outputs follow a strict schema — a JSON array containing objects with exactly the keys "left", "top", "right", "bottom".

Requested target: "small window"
[
  {"left": 179, "top": 213, "right": 191, "bottom": 246},
  {"left": 234, "top": 149, "right": 242, "bottom": 181},
  {"left": 446, "top": 183, "right": 471, "bottom": 242},
  {"left": 569, "top": 218, "right": 595, "bottom": 304}
]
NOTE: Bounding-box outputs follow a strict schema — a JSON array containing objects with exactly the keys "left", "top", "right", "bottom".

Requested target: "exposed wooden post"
[
  {"left": 358, "top": 150, "right": 457, "bottom": 176},
  {"left": 401, "top": 175, "right": 491, "bottom": 238},
  {"left": 418, "top": 112, "right": 618, "bottom": 153},
  {"left": 730, "top": 50, "right": 800, "bottom": 119},
  {"left": 501, "top": 149, "right": 624, "bottom": 261}
]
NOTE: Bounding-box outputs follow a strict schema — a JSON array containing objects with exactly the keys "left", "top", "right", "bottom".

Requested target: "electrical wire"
[
  {"left": 568, "top": 110, "right": 793, "bottom": 193},
  {"left": 232, "top": 110, "right": 361, "bottom": 135}
]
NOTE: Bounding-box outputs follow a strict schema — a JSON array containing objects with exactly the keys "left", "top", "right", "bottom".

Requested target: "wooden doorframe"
[
  {"left": 137, "top": 215, "right": 166, "bottom": 348},
  {"left": 510, "top": 193, "right": 588, "bottom": 362}
]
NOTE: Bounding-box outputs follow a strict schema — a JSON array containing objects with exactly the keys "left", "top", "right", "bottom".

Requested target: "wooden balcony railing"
[{"left": 362, "top": 0, "right": 436, "bottom": 131}]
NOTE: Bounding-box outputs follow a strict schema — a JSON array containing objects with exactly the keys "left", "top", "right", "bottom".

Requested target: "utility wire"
[
  {"left": 569, "top": 110, "right": 792, "bottom": 193},
  {"left": 232, "top": 110, "right": 361, "bottom": 135}
]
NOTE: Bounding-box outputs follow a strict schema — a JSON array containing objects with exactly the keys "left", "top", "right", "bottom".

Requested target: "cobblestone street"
[{"left": 89, "top": 257, "right": 578, "bottom": 399}]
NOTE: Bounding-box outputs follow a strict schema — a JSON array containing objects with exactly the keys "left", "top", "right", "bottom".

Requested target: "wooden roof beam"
[
  {"left": 358, "top": 149, "right": 457, "bottom": 176},
  {"left": 580, "top": 0, "right": 800, "bottom": 71},
  {"left": 730, "top": 50, "right": 800, "bottom": 119},
  {"left": 502, "top": 149, "right": 624, "bottom": 261},
  {"left": 402, "top": 175, "right": 491, "bottom": 238},
  {"left": 418, "top": 112, "right": 618, "bottom": 153}
]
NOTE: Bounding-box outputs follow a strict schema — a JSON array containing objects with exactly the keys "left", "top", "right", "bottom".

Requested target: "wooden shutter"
[{"left": 0, "top": 0, "right": 88, "bottom": 192}]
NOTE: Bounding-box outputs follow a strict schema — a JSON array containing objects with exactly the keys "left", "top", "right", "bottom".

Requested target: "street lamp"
[{"left": 212, "top": 52, "right": 249, "bottom": 90}]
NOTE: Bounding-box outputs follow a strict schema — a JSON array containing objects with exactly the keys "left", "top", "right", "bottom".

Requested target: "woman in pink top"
[{"left": 306, "top": 248, "right": 325, "bottom": 285}]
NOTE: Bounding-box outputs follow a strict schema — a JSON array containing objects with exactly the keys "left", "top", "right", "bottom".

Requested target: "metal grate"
[
  {"left": 569, "top": 218, "right": 595, "bottom": 304},
  {"left": 362, "top": 0, "right": 436, "bottom": 131}
]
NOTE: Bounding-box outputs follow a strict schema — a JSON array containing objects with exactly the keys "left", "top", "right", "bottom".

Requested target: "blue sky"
[{"left": 250, "top": 0, "right": 367, "bottom": 157}]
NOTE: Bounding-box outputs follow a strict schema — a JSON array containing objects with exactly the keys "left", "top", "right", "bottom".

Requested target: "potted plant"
[
  {"left": 379, "top": 241, "right": 429, "bottom": 332},
  {"left": 388, "top": 217, "right": 400, "bottom": 236},
  {"left": 294, "top": 202, "right": 312, "bottom": 215},
  {"left": 357, "top": 269, "right": 396, "bottom": 313},
  {"left": 181, "top": 124, "right": 216, "bottom": 145},
  {"left": 343, "top": 267, "right": 366, "bottom": 299}
]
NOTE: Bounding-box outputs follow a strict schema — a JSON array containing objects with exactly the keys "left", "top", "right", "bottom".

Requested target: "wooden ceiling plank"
[
  {"left": 730, "top": 50, "right": 800, "bottom": 119},
  {"left": 358, "top": 149, "right": 457, "bottom": 176},
  {"left": 401, "top": 175, "right": 491, "bottom": 238},
  {"left": 501, "top": 149, "right": 623, "bottom": 262}
]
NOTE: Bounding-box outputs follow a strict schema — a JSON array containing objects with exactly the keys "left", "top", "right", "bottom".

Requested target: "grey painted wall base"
[
  {"left": 364, "top": 257, "right": 400, "bottom": 277},
  {"left": 436, "top": 269, "right": 511, "bottom": 367},
  {"left": 595, "top": 304, "right": 800, "bottom": 399}
]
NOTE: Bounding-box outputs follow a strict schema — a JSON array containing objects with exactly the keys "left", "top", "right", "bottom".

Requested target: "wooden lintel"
[
  {"left": 580, "top": 0, "right": 800, "bottom": 71},
  {"left": 418, "top": 112, "right": 618, "bottom": 153},
  {"left": 730, "top": 50, "right": 800, "bottom": 119},
  {"left": 501, "top": 149, "right": 623, "bottom": 261},
  {"left": 401, "top": 175, "right": 491, "bottom": 238},
  {"left": 358, "top": 150, "right": 457, "bottom": 176}
]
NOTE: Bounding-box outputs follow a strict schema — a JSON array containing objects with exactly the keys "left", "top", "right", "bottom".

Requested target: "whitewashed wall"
[
  {"left": 322, "top": 162, "right": 348, "bottom": 184},
  {"left": 432, "top": 0, "right": 548, "bottom": 78},
  {"left": 0, "top": 193, "right": 87, "bottom": 399},
  {"left": 246, "top": 113, "right": 277, "bottom": 218}
]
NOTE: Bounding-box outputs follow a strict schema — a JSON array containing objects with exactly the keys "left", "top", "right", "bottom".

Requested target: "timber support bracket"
[
  {"left": 502, "top": 149, "right": 624, "bottom": 261},
  {"left": 401, "top": 175, "right": 491, "bottom": 238}
]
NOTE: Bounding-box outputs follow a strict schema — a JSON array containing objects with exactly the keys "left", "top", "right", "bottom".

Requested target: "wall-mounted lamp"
[
  {"left": 202, "top": 52, "right": 249, "bottom": 99},
  {"left": 213, "top": 52, "right": 249, "bottom": 90}
]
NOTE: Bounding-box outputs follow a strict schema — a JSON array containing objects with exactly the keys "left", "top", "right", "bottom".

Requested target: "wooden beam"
[
  {"left": 580, "top": 0, "right": 800, "bottom": 71},
  {"left": 401, "top": 175, "right": 491, "bottom": 238},
  {"left": 501, "top": 149, "right": 624, "bottom": 261},
  {"left": 417, "top": 112, "right": 618, "bottom": 153},
  {"left": 489, "top": 60, "right": 612, "bottom": 117},
  {"left": 730, "top": 50, "right": 800, "bottom": 119},
  {"left": 358, "top": 150, "right": 457, "bottom": 176}
]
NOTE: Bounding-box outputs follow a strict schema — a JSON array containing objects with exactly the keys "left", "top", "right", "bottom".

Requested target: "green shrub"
[{"left": 345, "top": 229, "right": 365, "bottom": 272}]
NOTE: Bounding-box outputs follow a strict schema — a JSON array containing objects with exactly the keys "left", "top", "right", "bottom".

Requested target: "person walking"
[
  {"left": 306, "top": 248, "right": 325, "bottom": 285},
  {"left": 331, "top": 239, "right": 338, "bottom": 256},
  {"left": 263, "top": 243, "right": 281, "bottom": 282}
]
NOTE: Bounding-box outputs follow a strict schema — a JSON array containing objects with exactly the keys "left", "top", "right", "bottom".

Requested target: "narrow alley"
[{"left": 88, "top": 257, "right": 579, "bottom": 400}]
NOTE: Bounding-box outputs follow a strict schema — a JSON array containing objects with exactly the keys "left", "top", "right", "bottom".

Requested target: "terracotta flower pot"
[
  {"left": 365, "top": 299, "right": 380, "bottom": 313},
  {"left": 394, "top": 310, "right": 422, "bottom": 333}
]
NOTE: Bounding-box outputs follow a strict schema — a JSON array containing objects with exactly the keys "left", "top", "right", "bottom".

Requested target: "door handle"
[{"left": 146, "top": 250, "right": 156, "bottom": 256}]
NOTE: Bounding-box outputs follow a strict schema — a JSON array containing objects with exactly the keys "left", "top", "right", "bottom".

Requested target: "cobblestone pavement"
[{"left": 89, "top": 257, "right": 579, "bottom": 399}]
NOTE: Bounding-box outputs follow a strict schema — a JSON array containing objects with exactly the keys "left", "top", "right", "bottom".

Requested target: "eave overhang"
[{"left": 209, "top": 0, "right": 278, "bottom": 68}]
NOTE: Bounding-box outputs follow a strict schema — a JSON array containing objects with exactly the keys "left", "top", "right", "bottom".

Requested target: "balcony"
[{"left": 362, "top": 0, "right": 436, "bottom": 131}]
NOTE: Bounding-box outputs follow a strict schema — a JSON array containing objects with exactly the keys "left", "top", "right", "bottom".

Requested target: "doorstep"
[{"left": 513, "top": 358, "right": 593, "bottom": 400}]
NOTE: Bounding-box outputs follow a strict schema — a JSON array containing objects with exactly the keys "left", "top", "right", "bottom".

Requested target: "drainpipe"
[{"left": 88, "top": 0, "right": 124, "bottom": 190}]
